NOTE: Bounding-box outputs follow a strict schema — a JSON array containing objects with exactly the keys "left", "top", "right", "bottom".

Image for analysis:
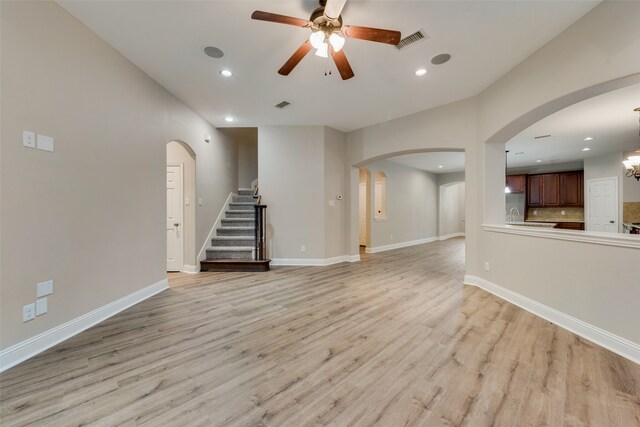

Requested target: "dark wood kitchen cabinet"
[
  {"left": 506, "top": 174, "right": 526, "bottom": 193},
  {"left": 542, "top": 174, "right": 560, "bottom": 207},
  {"left": 559, "top": 171, "right": 583, "bottom": 207},
  {"left": 527, "top": 175, "right": 543, "bottom": 207}
]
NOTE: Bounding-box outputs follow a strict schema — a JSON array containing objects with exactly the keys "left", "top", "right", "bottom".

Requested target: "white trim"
[
  {"left": 439, "top": 232, "right": 465, "bottom": 241},
  {"left": 365, "top": 237, "right": 437, "bottom": 254},
  {"left": 464, "top": 275, "right": 640, "bottom": 365},
  {"left": 271, "top": 254, "right": 360, "bottom": 266},
  {"left": 0, "top": 279, "right": 168, "bottom": 372},
  {"left": 482, "top": 224, "right": 640, "bottom": 249},
  {"left": 182, "top": 264, "right": 198, "bottom": 274},
  {"left": 197, "top": 192, "right": 234, "bottom": 262}
]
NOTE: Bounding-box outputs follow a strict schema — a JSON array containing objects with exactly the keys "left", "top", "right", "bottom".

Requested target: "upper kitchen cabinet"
[
  {"left": 559, "top": 171, "right": 583, "bottom": 207},
  {"left": 542, "top": 173, "right": 561, "bottom": 207},
  {"left": 527, "top": 171, "right": 583, "bottom": 207},
  {"left": 527, "top": 175, "right": 543, "bottom": 207},
  {"left": 506, "top": 174, "right": 526, "bottom": 193}
]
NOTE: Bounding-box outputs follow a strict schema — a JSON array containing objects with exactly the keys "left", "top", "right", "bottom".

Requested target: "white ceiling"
[
  {"left": 387, "top": 152, "right": 465, "bottom": 174},
  {"left": 507, "top": 83, "right": 640, "bottom": 169},
  {"left": 58, "top": 0, "right": 599, "bottom": 132}
]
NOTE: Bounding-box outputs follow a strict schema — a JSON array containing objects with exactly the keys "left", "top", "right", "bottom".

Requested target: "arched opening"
[
  {"left": 349, "top": 149, "right": 466, "bottom": 257},
  {"left": 166, "top": 140, "right": 197, "bottom": 272}
]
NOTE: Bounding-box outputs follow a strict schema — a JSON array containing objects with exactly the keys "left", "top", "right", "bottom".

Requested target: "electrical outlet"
[
  {"left": 300, "top": 245, "right": 306, "bottom": 253},
  {"left": 533, "top": 210, "right": 538, "bottom": 215},
  {"left": 36, "top": 298, "right": 48, "bottom": 316},
  {"left": 23, "top": 303, "right": 36, "bottom": 322},
  {"left": 23, "top": 130, "right": 36, "bottom": 148},
  {"left": 484, "top": 261, "right": 490, "bottom": 272},
  {"left": 390, "top": 234, "right": 393, "bottom": 240},
  {"left": 561, "top": 210, "right": 566, "bottom": 215}
]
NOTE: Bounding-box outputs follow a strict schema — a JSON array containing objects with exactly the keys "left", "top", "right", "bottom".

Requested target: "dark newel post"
[{"left": 254, "top": 204, "right": 266, "bottom": 261}]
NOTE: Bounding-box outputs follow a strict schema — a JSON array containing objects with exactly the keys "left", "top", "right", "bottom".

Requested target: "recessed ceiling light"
[
  {"left": 224, "top": 116, "right": 235, "bottom": 123},
  {"left": 438, "top": 165, "right": 443, "bottom": 168},
  {"left": 582, "top": 147, "right": 591, "bottom": 151},
  {"left": 535, "top": 159, "right": 542, "bottom": 163},
  {"left": 414, "top": 68, "right": 427, "bottom": 77},
  {"left": 584, "top": 137, "right": 594, "bottom": 141},
  {"left": 220, "top": 69, "right": 233, "bottom": 77}
]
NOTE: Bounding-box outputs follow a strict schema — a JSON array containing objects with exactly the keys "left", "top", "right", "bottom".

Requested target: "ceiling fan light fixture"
[
  {"left": 315, "top": 42, "right": 329, "bottom": 58},
  {"left": 310, "top": 31, "right": 325, "bottom": 49},
  {"left": 329, "top": 33, "right": 345, "bottom": 52}
]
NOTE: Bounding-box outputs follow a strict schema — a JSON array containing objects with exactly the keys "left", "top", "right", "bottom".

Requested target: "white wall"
[
  {"left": 166, "top": 141, "right": 196, "bottom": 268},
  {"left": 0, "top": 1, "right": 238, "bottom": 350},
  {"left": 440, "top": 182, "right": 466, "bottom": 237},
  {"left": 363, "top": 160, "right": 438, "bottom": 250},
  {"left": 584, "top": 151, "right": 624, "bottom": 232}
]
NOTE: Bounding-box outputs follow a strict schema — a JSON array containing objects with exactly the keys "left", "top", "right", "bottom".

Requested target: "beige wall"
[
  {"left": 363, "top": 160, "right": 438, "bottom": 249},
  {"left": 166, "top": 141, "right": 196, "bottom": 268},
  {"left": 258, "top": 126, "right": 326, "bottom": 260},
  {"left": 0, "top": 1, "right": 237, "bottom": 349}
]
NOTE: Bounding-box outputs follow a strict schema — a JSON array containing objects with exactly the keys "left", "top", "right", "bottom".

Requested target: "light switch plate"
[
  {"left": 37, "top": 280, "right": 53, "bottom": 297},
  {"left": 36, "top": 298, "right": 48, "bottom": 316},
  {"left": 23, "top": 130, "right": 36, "bottom": 148},
  {"left": 198, "top": 198, "right": 204, "bottom": 206},
  {"left": 37, "top": 134, "right": 54, "bottom": 152}
]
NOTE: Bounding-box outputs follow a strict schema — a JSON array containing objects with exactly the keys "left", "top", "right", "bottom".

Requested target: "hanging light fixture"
[
  {"left": 505, "top": 150, "right": 511, "bottom": 193},
  {"left": 623, "top": 107, "right": 640, "bottom": 181}
]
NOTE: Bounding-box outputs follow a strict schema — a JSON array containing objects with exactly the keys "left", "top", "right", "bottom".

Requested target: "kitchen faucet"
[{"left": 508, "top": 207, "right": 520, "bottom": 223}]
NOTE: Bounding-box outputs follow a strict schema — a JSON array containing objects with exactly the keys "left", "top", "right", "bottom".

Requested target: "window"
[{"left": 374, "top": 171, "right": 387, "bottom": 219}]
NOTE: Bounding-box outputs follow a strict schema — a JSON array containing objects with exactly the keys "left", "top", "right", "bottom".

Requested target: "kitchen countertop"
[{"left": 525, "top": 219, "right": 584, "bottom": 223}]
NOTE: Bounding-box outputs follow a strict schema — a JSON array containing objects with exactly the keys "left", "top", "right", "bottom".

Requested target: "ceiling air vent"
[
  {"left": 275, "top": 101, "right": 291, "bottom": 109},
  {"left": 534, "top": 134, "right": 551, "bottom": 139},
  {"left": 396, "top": 30, "right": 428, "bottom": 50}
]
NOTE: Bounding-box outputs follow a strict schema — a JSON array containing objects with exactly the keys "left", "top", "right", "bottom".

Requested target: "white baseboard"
[
  {"left": 182, "top": 264, "right": 198, "bottom": 274},
  {"left": 197, "top": 192, "right": 234, "bottom": 262},
  {"left": 464, "top": 275, "right": 640, "bottom": 365},
  {"left": 0, "top": 279, "right": 169, "bottom": 372},
  {"left": 439, "top": 232, "right": 465, "bottom": 241},
  {"left": 271, "top": 254, "right": 360, "bottom": 266},
  {"left": 365, "top": 237, "right": 437, "bottom": 254}
]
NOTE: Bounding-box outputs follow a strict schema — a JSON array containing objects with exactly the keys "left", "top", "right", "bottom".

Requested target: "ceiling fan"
[{"left": 251, "top": 0, "right": 401, "bottom": 80}]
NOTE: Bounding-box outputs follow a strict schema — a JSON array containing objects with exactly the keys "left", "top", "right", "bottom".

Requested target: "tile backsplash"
[
  {"left": 623, "top": 202, "right": 640, "bottom": 223},
  {"left": 526, "top": 207, "right": 584, "bottom": 222}
]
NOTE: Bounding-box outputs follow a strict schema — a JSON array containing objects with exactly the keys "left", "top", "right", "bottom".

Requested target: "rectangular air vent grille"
[
  {"left": 396, "top": 30, "right": 427, "bottom": 50},
  {"left": 275, "top": 101, "right": 291, "bottom": 109}
]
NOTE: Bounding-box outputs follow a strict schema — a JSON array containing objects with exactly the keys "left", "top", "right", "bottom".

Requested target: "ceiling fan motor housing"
[{"left": 310, "top": 6, "right": 343, "bottom": 32}]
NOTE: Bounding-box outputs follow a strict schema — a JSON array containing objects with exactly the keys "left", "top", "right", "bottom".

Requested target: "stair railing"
[{"left": 253, "top": 186, "right": 267, "bottom": 261}]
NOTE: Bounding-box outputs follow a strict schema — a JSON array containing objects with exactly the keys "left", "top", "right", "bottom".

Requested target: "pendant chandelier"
[{"left": 623, "top": 107, "right": 640, "bottom": 181}]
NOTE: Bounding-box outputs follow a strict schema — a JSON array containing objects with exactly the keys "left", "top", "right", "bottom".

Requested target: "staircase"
[{"left": 200, "top": 189, "right": 271, "bottom": 272}]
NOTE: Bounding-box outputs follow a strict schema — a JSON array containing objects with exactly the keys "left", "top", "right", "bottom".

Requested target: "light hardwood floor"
[{"left": 1, "top": 238, "right": 639, "bottom": 426}]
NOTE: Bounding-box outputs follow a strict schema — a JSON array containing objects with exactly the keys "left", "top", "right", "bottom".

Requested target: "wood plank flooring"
[{"left": 1, "top": 238, "right": 639, "bottom": 426}]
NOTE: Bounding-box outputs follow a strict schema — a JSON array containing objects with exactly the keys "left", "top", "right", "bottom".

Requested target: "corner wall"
[{"left": 0, "top": 1, "right": 237, "bottom": 351}]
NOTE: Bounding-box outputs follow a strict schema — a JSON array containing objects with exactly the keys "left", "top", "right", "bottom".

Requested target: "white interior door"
[
  {"left": 167, "top": 164, "right": 183, "bottom": 271},
  {"left": 359, "top": 183, "right": 367, "bottom": 246},
  {"left": 587, "top": 177, "right": 618, "bottom": 233}
]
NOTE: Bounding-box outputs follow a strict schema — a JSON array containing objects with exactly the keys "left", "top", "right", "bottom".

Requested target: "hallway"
[{"left": 1, "top": 238, "right": 638, "bottom": 426}]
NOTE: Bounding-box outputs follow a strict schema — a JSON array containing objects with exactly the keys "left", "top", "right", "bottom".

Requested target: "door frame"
[
  {"left": 167, "top": 161, "right": 184, "bottom": 272},
  {"left": 585, "top": 176, "right": 619, "bottom": 233}
]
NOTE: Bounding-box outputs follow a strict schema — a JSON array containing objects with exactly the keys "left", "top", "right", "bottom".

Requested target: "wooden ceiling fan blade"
[
  {"left": 343, "top": 25, "right": 401, "bottom": 45},
  {"left": 278, "top": 41, "right": 313, "bottom": 76},
  {"left": 324, "top": 0, "right": 347, "bottom": 20},
  {"left": 331, "top": 48, "right": 354, "bottom": 80},
  {"left": 251, "top": 11, "right": 311, "bottom": 28}
]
